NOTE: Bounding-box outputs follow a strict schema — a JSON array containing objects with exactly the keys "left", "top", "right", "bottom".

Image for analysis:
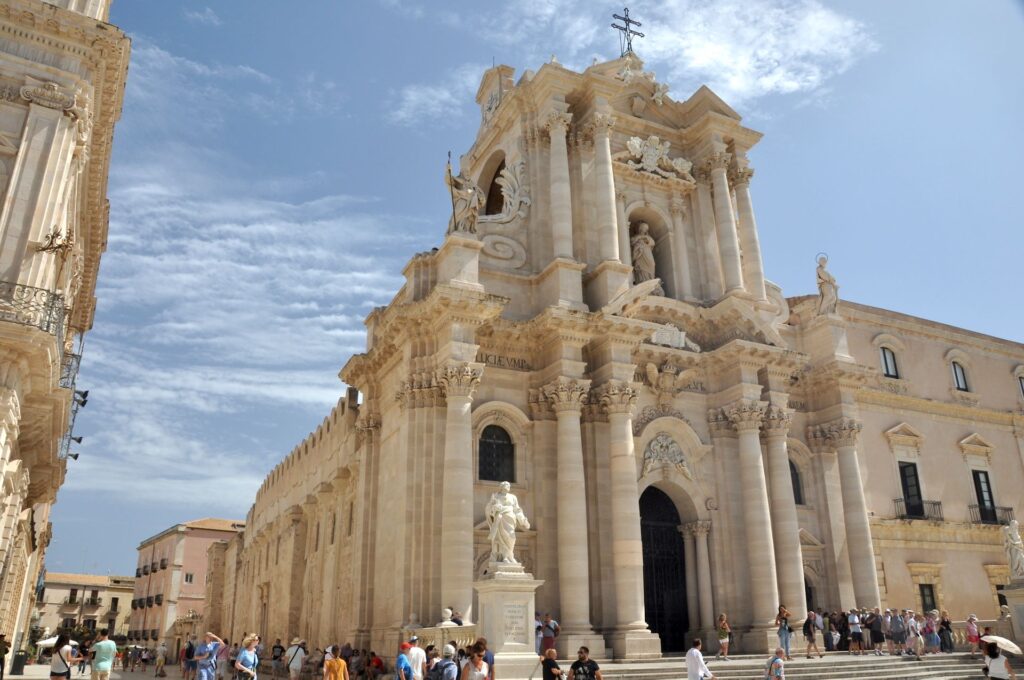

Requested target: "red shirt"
[{"left": 369, "top": 657, "right": 383, "bottom": 669}]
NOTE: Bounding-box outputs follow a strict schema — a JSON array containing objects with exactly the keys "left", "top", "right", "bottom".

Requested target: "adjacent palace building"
[
  {"left": 206, "top": 53, "right": 1024, "bottom": 656},
  {"left": 0, "top": 0, "right": 128, "bottom": 657}
]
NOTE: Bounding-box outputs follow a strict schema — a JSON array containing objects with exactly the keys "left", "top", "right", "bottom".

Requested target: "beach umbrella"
[
  {"left": 981, "top": 635, "right": 1022, "bottom": 655},
  {"left": 36, "top": 637, "right": 80, "bottom": 648}
]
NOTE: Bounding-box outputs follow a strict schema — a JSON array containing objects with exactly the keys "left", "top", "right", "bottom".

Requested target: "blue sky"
[{"left": 45, "top": 0, "right": 1024, "bottom": 574}]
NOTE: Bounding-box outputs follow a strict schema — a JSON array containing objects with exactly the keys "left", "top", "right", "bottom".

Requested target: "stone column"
[
  {"left": 706, "top": 153, "right": 744, "bottom": 294},
  {"left": 436, "top": 363, "right": 483, "bottom": 623},
  {"left": 680, "top": 525, "right": 700, "bottom": 634},
  {"left": 546, "top": 111, "right": 574, "bottom": 260},
  {"left": 694, "top": 173, "right": 724, "bottom": 300},
  {"left": 763, "top": 407, "right": 807, "bottom": 617},
  {"left": 731, "top": 167, "right": 767, "bottom": 300},
  {"left": 542, "top": 379, "right": 598, "bottom": 637},
  {"left": 670, "top": 197, "right": 694, "bottom": 300},
  {"left": 616, "top": 190, "right": 631, "bottom": 280},
  {"left": 725, "top": 400, "right": 779, "bottom": 624},
  {"left": 692, "top": 521, "right": 715, "bottom": 631},
  {"left": 590, "top": 113, "right": 620, "bottom": 263},
  {"left": 829, "top": 418, "right": 881, "bottom": 608}
]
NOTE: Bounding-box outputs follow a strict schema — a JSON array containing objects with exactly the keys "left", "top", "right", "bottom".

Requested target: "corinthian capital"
[
  {"left": 731, "top": 167, "right": 755, "bottom": 186},
  {"left": 762, "top": 404, "right": 792, "bottom": 438},
  {"left": 544, "top": 111, "right": 572, "bottom": 135},
  {"left": 588, "top": 112, "right": 615, "bottom": 136},
  {"left": 596, "top": 381, "right": 638, "bottom": 415},
  {"left": 669, "top": 197, "right": 688, "bottom": 217},
  {"left": 435, "top": 363, "right": 483, "bottom": 400},
  {"left": 543, "top": 378, "right": 590, "bottom": 414},
  {"left": 725, "top": 399, "right": 766, "bottom": 433},
  {"left": 706, "top": 152, "right": 732, "bottom": 173},
  {"left": 707, "top": 408, "right": 735, "bottom": 438},
  {"left": 825, "top": 417, "right": 862, "bottom": 448}
]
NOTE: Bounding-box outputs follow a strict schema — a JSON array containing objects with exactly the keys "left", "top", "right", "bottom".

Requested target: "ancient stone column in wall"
[
  {"left": 829, "top": 418, "right": 881, "bottom": 608},
  {"left": 692, "top": 521, "right": 715, "bottom": 631},
  {"left": 590, "top": 113, "right": 620, "bottom": 263},
  {"left": 436, "top": 363, "right": 483, "bottom": 623},
  {"left": 725, "top": 400, "right": 779, "bottom": 624},
  {"left": 731, "top": 167, "right": 768, "bottom": 300},
  {"left": 597, "top": 382, "right": 649, "bottom": 631},
  {"left": 679, "top": 524, "right": 700, "bottom": 634},
  {"left": 762, "top": 406, "right": 807, "bottom": 618},
  {"left": 670, "top": 197, "right": 695, "bottom": 300},
  {"left": 545, "top": 111, "right": 574, "bottom": 260},
  {"left": 706, "top": 153, "right": 744, "bottom": 294},
  {"left": 543, "top": 378, "right": 598, "bottom": 636}
]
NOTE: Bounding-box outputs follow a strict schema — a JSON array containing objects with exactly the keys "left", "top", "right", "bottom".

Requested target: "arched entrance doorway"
[{"left": 640, "top": 486, "right": 688, "bottom": 652}]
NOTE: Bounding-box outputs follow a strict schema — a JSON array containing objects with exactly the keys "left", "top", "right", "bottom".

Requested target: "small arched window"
[
  {"left": 952, "top": 361, "right": 969, "bottom": 392},
  {"left": 880, "top": 346, "right": 899, "bottom": 379},
  {"left": 479, "top": 424, "right": 515, "bottom": 482},
  {"left": 790, "top": 460, "right": 805, "bottom": 505}
]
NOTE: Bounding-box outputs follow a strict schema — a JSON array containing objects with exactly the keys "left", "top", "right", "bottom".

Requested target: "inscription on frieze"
[{"left": 476, "top": 351, "right": 532, "bottom": 372}]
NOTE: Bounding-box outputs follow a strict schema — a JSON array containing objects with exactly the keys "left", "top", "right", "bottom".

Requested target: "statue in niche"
[
  {"left": 445, "top": 168, "right": 485, "bottom": 235},
  {"left": 815, "top": 254, "right": 839, "bottom": 316},
  {"left": 485, "top": 481, "right": 530, "bottom": 563},
  {"left": 631, "top": 223, "right": 665, "bottom": 296},
  {"left": 1004, "top": 519, "right": 1024, "bottom": 581}
]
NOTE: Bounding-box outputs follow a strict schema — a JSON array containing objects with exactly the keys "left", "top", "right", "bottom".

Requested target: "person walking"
[
  {"left": 407, "top": 637, "right": 426, "bottom": 680},
  {"left": 235, "top": 635, "right": 260, "bottom": 680},
  {"left": 183, "top": 637, "right": 198, "bottom": 680},
  {"left": 539, "top": 649, "right": 561, "bottom": 680},
  {"left": 938, "top": 610, "right": 953, "bottom": 653},
  {"left": 908, "top": 612, "right": 923, "bottom": 661},
  {"left": 984, "top": 642, "right": 1018, "bottom": 680},
  {"left": 567, "top": 646, "right": 599, "bottom": 680},
  {"left": 270, "top": 640, "right": 285, "bottom": 680},
  {"left": 534, "top": 615, "right": 543, "bottom": 656},
  {"left": 966, "top": 614, "right": 981, "bottom": 658},
  {"left": 429, "top": 645, "right": 459, "bottom": 680},
  {"left": 91, "top": 629, "right": 118, "bottom": 680},
  {"left": 283, "top": 639, "right": 306, "bottom": 680},
  {"left": 540, "top": 614, "right": 559, "bottom": 653},
  {"left": 195, "top": 632, "right": 224, "bottom": 680},
  {"left": 684, "top": 639, "right": 713, "bottom": 680},
  {"left": 714, "top": 613, "right": 731, "bottom": 661},
  {"left": 394, "top": 643, "right": 414, "bottom": 680},
  {"left": 323, "top": 646, "right": 349, "bottom": 680},
  {"left": 156, "top": 642, "right": 168, "bottom": 677},
  {"left": 77, "top": 641, "right": 90, "bottom": 676},
  {"left": 50, "top": 634, "right": 75, "bottom": 680},
  {"left": 775, "top": 606, "right": 793, "bottom": 661},
  {"left": 215, "top": 641, "right": 230, "bottom": 680},
  {"left": 802, "top": 610, "right": 822, "bottom": 658},
  {"left": 764, "top": 648, "right": 785, "bottom": 679}
]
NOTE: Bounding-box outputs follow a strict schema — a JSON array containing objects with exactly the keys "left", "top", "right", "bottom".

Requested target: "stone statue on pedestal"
[
  {"left": 485, "top": 481, "right": 529, "bottom": 563},
  {"left": 438, "top": 607, "right": 457, "bottom": 627},
  {"left": 1004, "top": 519, "right": 1024, "bottom": 580},
  {"left": 816, "top": 255, "right": 839, "bottom": 316},
  {"left": 445, "top": 168, "right": 484, "bottom": 235},
  {"left": 631, "top": 223, "right": 664, "bottom": 296}
]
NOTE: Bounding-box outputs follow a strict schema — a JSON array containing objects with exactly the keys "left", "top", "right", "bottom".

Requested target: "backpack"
[
  {"left": 763, "top": 656, "right": 781, "bottom": 679},
  {"left": 427, "top": 659, "right": 457, "bottom": 680},
  {"left": 185, "top": 642, "right": 195, "bottom": 660}
]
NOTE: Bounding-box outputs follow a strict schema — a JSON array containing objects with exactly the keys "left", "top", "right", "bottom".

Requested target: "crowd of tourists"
[{"left": 683, "top": 605, "right": 1018, "bottom": 679}]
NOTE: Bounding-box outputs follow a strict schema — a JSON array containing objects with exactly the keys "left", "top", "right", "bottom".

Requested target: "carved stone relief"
[
  {"left": 642, "top": 432, "right": 692, "bottom": 480},
  {"left": 478, "top": 160, "right": 531, "bottom": 225}
]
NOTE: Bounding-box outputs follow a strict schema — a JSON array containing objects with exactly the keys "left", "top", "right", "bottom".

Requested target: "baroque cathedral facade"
[{"left": 203, "top": 54, "right": 1024, "bottom": 657}]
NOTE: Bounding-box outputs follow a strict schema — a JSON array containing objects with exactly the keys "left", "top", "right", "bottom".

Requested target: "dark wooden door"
[{"left": 640, "top": 487, "right": 688, "bottom": 652}]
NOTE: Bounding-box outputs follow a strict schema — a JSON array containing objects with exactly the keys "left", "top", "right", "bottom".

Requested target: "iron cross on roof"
[{"left": 612, "top": 7, "right": 644, "bottom": 56}]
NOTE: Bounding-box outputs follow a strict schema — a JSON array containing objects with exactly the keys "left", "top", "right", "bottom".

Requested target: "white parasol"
[
  {"left": 981, "top": 635, "right": 1022, "bottom": 655},
  {"left": 36, "top": 637, "right": 80, "bottom": 648}
]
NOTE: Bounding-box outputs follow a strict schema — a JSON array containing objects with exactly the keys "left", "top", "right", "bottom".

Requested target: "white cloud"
[
  {"left": 183, "top": 7, "right": 223, "bottom": 27},
  {"left": 388, "top": 63, "right": 486, "bottom": 126}
]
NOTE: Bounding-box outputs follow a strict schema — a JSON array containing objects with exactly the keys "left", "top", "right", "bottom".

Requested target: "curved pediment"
[{"left": 620, "top": 295, "right": 786, "bottom": 351}]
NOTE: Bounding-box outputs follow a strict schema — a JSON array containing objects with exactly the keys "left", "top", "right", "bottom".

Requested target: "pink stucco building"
[{"left": 129, "top": 518, "right": 243, "bottom": 650}]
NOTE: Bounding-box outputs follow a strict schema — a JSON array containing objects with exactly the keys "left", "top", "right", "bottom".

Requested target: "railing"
[
  {"left": 83, "top": 597, "right": 102, "bottom": 606},
  {"left": 0, "top": 280, "right": 66, "bottom": 346},
  {"left": 61, "top": 597, "right": 78, "bottom": 606},
  {"left": 969, "top": 504, "right": 1015, "bottom": 525},
  {"left": 59, "top": 352, "right": 81, "bottom": 389},
  {"left": 893, "top": 498, "right": 944, "bottom": 521}
]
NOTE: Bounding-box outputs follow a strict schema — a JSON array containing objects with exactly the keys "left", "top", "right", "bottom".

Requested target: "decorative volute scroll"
[
  {"left": 478, "top": 160, "right": 531, "bottom": 225},
  {"left": 480, "top": 235, "right": 527, "bottom": 269},
  {"left": 614, "top": 135, "right": 694, "bottom": 181},
  {"left": 642, "top": 431, "right": 692, "bottom": 480},
  {"left": 20, "top": 80, "right": 75, "bottom": 111}
]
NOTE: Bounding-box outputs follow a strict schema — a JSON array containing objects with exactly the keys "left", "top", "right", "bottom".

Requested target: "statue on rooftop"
[
  {"left": 445, "top": 167, "right": 484, "bottom": 235},
  {"left": 815, "top": 254, "right": 839, "bottom": 316}
]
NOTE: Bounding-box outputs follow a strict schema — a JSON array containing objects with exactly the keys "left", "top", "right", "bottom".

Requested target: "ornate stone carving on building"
[
  {"left": 20, "top": 81, "right": 75, "bottom": 111},
  {"left": 595, "top": 381, "right": 638, "bottom": 415},
  {"left": 1004, "top": 520, "right": 1024, "bottom": 581},
  {"left": 615, "top": 135, "right": 694, "bottom": 181},
  {"left": 484, "top": 481, "right": 530, "bottom": 564},
  {"left": 649, "top": 324, "right": 702, "bottom": 352},
  {"left": 641, "top": 432, "right": 692, "bottom": 480},
  {"left": 629, "top": 223, "right": 665, "bottom": 296},
  {"left": 445, "top": 169, "right": 484, "bottom": 235},
  {"left": 815, "top": 255, "right": 839, "bottom": 316},
  {"left": 543, "top": 378, "right": 589, "bottom": 413},
  {"left": 762, "top": 404, "right": 792, "bottom": 438},
  {"left": 725, "top": 399, "right": 766, "bottom": 432},
  {"left": 435, "top": 363, "right": 483, "bottom": 399},
  {"left": 478, "top": 160, "right": 531, "bottom": 225},
  {"left": 633, "top": 404, "right": 690, "bottom": 436},
  {"left": 480, "top": 235, "right": 527, "bottom": 269},
  {"left": 643, "top": 361, "right": 701, "bottom": 405}
]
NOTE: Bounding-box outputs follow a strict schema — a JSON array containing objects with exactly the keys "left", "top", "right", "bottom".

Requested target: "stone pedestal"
[
  {"left": 583, "top": 260, "right": 632, "bottom": 310},
  {"left": 1003, "top": 581, "right": 1024, "bottom": 643},
  {"left": 474, "top": 564, "right": 544, "bottom": 680},
  {"left": 803, "top": 313, "right": 854, "bottom": 364}
]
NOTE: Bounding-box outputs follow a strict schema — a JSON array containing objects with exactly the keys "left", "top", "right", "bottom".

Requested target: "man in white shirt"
[
  {"left": 284, "top": 639, "right": 306, "bottom": 680},
  {"left": 685, "top": 639, "right": 713, "bottom": 680},
  {"left": 406, "top": 637, "right": 426, "bottom": 680}
]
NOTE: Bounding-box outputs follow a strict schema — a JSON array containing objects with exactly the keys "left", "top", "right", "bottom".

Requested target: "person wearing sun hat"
[
  {"left": 967, "top": 614, "right": 981, "bottom": 658},
  {"left": 285, "top": 639, "right": 306, "bottom": 680}
]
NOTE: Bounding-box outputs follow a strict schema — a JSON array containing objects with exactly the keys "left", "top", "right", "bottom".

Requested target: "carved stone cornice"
[
  {"left": 544, "top": 111, "right": 572, "bottom": 135},
  {"left": 595, "top": 381, "right": 638, "bottom": 416},
  {"left": 435, "top": 362, "right": 483, "bottom": 400},
  {"left": 20, "top": 81, "right": 75, "bottom": 111},
  {"left": 706, "top": 152, "right": 732, "bottom": 173},
  {"left": 762, "top": 404, "right": 792, "bottom": 439},
  {"left": 707, "top": 408, "right": 735, "bottom": 438},
  {"left": 543, "top": 378, "right": 590, "bottom": 415},
  {"left": 725, "top": 399, "right": 766, "bottom": 433}
]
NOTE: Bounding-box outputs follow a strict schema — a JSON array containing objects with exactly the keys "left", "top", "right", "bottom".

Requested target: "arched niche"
[
  {"left": 471, "top": 400, "right": 532, "bottom": 488},
  {"left": 636, "top": 416, "right": 712, "bottom": 522},
  {"left": 476, "top": 149, "right": 507, "bottom": 216},
  {"left": 625, "top": 202, "right": 676, "bottom": 299}
]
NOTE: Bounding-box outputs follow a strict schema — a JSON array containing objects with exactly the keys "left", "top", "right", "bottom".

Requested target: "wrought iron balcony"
[
  {"left": 83, "top": 597, "right": 102, "bottom": 607},
  {"left": 60, "top": 352, "right": 81, "bottom": 389},
  {"left": 894, "top": 498, "right": 944, "bottom": 521},
  {"left": 969, "top": 504, "right": 1015, "bottom": 525},
  {"left": 61, "top": 597, "right": 78, "bottom": 606},
  {"left": 0, "top": 280, "right": 66, "bottom": 345}
]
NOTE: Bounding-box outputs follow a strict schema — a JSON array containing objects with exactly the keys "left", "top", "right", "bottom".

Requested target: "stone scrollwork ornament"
[
  {"left": 642, "top": 432, "right": 693, "bottom": 480},
  {"left": 478, "top": 160, "right": 531, "bottom": 225},
  {"left": 617, "top": 135, "right": 694, "bottom": 181}
]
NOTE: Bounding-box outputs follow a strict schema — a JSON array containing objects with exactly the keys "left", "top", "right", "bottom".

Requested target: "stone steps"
[{"left": 584, "top": 652, "right": 1020, "bottom": 680}]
